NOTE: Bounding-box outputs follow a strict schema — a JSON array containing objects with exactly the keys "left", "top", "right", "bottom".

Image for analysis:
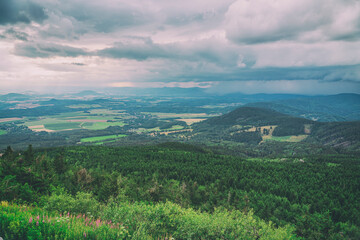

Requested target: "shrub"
[{"left": 44, "top": 191, "right": 101, "bottom": 217}]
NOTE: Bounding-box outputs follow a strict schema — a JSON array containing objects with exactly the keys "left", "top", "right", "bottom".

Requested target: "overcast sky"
[{"left": 0, "top": 0, "right": 359, "bottom": 94}]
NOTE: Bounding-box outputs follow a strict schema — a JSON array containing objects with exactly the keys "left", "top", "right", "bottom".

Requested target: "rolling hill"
[
  {"left": 246, "top": 93, "right": 360, "bottom": 121},
  {"left": 0, "top": 93, "right": 31, "bottom": 101},
  {"left": 189, "top": 106, "right": 360, "bottom": 148}
]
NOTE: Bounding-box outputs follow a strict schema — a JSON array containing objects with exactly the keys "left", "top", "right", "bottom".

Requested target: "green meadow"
[
  {"left": 82, "top": 122, "right": 125, "bottom": 130},
  {"left": 45, "top": 122, "right": 82, "bottom": 130},
  {"left": 80, "top": 134, "right": 127, "bottom": 143}
]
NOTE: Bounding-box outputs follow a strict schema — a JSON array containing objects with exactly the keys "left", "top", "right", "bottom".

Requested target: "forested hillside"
[
  {"left": 1, "top": 143, "right": 359, "bottom": 239},
  {"left": 189, "top": 106, "right": 360, "bottom": 149},
  {"left": 246, "top": 93, "right": 360, "bottom": 122}
]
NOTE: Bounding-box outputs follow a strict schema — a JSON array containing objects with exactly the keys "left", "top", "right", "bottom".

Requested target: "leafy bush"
[
  {"left": 44, "top": 191, "right": 101, "bottom": 217},
  {"left": 103, "top": 201, "right": 297, "bottom": 240}
]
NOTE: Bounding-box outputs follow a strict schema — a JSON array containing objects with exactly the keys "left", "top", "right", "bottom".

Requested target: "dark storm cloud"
[
  {"left": 158, "top": 64, "right": 360, "bottom": 84},
  {"left": 98, "top": 38, "right": 172, "bottom": 61},
  {"left": 71, "top": 62, "right": 86, "bottom": 66},
  {"left": 49, "top": 1, "right": 150, "bottom": 34},
  {"left": 1, "top": 28, "right": 29, "bottom": 41},
  {"left": 98, "top": 37, "right": 243, "bottom": 67},
  {"left": 14, "top": 42, "right": 90, "bottom": 58},
  {"left": 225, "top": 0, "right": 360, "bottom": 44},
  {"left": 0, "top": 0, "right": 47, "bottom": 25},
  {"left": 12, "top": 37, "right": 241, "bottom": 67},
  {"left": 1, "top": 0, "right": 359, "bottom": 94}
]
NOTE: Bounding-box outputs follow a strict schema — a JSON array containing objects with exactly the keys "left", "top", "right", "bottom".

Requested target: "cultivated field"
[
  {"left": 0, "top": 117, "right": 23, "bottom": 123},
  {"left": 143, "top": 112, "right": 215, "bottom": 119},
  {"left": 22, "top": 109, "right": 127, "bottom": 132},
  {"left": 80, "top": 134, "right": 127, "bottom": 144}
]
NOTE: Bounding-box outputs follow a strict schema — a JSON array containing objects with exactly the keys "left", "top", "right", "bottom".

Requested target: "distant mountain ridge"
[
  {"left": 246, "top": 93, "right": 360, "bottom": 122},
  {"left": 0, "top": 93, "right": 31, "bottom": 101}
]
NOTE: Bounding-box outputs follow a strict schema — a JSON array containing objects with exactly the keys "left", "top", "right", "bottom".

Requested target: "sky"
[{"left": 0, "top": 0, "right": 360, "bottom": 94}]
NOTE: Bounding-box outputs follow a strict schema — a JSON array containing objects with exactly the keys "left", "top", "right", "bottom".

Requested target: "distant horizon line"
[{"left": 0, "top": 88, "right": 359, "bottom": 97}]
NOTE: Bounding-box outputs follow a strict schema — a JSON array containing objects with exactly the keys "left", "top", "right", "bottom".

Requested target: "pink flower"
[
  {"left": 67, "top": 212, "right": 70, "bottom": 217},
  {"left": 84, "top": 232, "right": 87, "bottom": 238},
  {"left": 36, "top": 215, "right": 40, "bottom": 220},
  {"left": 29, "top": 217, "right": 33, "bottom": 223},
  {"left": 36, "top": 221, "right": 39, "bottom": 226}
]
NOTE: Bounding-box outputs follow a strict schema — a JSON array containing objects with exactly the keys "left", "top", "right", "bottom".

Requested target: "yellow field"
[
  {"left": 176, "top": 118, "right": 206, "bottom": 125},
  {"left": 0, "top": 117, "right": 23, "bottom": 123},
  {"left": 142, "top": 112, "right": 215, "bottom": 119}
]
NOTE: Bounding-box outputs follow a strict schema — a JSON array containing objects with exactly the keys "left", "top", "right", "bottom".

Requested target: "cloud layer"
[{"left": 0, "top": 0, "right": 359, "bottom": 94}]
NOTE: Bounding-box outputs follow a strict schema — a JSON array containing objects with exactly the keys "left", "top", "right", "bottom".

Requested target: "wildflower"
[
  {"left": 36, "top": 221, "right": 39, "bottom": 226},
  {"left": 84, "top": 232, "right": 87, "bottom": 238},
  {"left": 1, "top": 201, "right": 9, "bottom": 207},
  {"left": 29, "top": 217, "right": 33, "bottom": 223},
  {"left": 36, "top": 215, "right": 40, "bottom": 220},
  {"left": 67, "top": 212, "right": 70, "bottom": 217}
]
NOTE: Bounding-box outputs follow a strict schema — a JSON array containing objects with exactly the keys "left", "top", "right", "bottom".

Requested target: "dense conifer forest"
[{"left": 1, "top": 143, "right": 359, "bottom": 239}]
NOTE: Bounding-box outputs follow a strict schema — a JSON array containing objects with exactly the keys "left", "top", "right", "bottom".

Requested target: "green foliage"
[
  {"left": 228, "top": 131, "right": 262, "bottom": 144},
  {"left": 0, "top": 202, "right": 130, "bottom": 240},
  {"left": 0, "top": 200, "right": 297, "bottom": 240},
  {"left": 44, "top": 191, "right": 101, "bottom": 216},
  {"left": 103, "top": 201, "right": 297, "bottom": 240},
  {"left": 272, "top": 122, "right": 305, "bottom": 136},
  {"left": 1, "top": 144, "right": 359, "bottom": 239},
  {"left": 310, "top": 121, "right": 360, "bottom": 147}
]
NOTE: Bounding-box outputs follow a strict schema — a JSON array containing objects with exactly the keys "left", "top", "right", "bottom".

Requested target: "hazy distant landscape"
[
  {"left": 1, "top": 90, "right": 360, "bottom": 239},
  {"left": 1, "top": 0, "right": 360, "bottom": 239},
  {"left": 1, "top": 91, "right": 359, "bottom": 150}
]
